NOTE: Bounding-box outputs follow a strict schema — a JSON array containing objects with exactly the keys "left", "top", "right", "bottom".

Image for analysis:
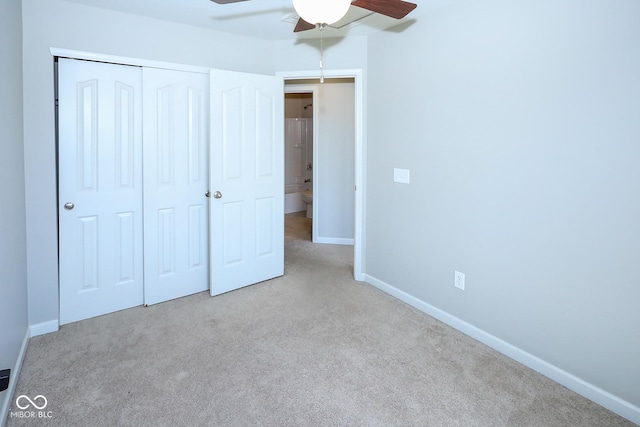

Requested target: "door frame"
[
  {"left": 50, "top": 48, "right": 210, "bottom": 74},
  {"left": 278, "top": 69, "right": 365, "bottom": 281}
]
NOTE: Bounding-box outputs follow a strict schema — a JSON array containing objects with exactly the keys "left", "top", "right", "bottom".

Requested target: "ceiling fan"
[{"left": 210, "top": 0, "right": 418, "bottom": 33}]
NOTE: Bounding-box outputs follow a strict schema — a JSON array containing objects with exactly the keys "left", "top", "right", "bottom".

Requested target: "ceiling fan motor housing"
[{"left": 292, "top": 0, "right": 352, "bottom": 25}]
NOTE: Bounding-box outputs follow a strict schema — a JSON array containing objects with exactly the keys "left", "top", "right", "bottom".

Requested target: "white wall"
[
  {"left": 21, "top": 0, "right": 278, "bottom": 329},
  {"left": 315, "top": 81, "right": 355, "bottom": 243},
  {"left": 365, "top": 0, "right": 640, "bottom": 420},
  {"left": 0, "top": 0, "right": 29, "bottom": 420},
  {"left": 273, "top": 35, "right": 367, "bottom": 76}
]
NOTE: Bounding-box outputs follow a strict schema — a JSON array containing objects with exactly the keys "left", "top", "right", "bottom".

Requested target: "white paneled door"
[
  {"left": 143, "top": 68, "right": 210, "bottom": 305},
  {"left": 58, "top": 58, "right": 144, "bottom": 325},
  {"left": 209, "top": 70, "right": 284, "bottom": 296},
  {"left": 59, "top": 58, "right": 281, "bottom": 322}
]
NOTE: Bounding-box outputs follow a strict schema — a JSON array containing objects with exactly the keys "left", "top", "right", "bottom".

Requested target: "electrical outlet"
[{"left": 454, "top": 271, "right": 465, "bottom": 290}]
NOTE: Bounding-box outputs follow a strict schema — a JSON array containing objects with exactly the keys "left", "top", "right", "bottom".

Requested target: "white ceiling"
[{"left": 62, "top": 0, "right": 418, "bottom": 40}]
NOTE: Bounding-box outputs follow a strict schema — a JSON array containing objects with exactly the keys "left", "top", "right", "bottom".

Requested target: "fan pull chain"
[{"left": 319, "top": 23, "right": 325, "bottom": 83}]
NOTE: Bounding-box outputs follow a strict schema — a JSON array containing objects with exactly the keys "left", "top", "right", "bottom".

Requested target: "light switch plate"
[{"left": 394, "top": 168, "right": 410, "bottom": 184}]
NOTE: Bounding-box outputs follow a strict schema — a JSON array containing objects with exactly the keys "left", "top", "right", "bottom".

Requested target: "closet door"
[
  {"left": 58, "top": 58, "right": 143, "bottom": 325},
  {"left": 209, "top": 69, "right": 284, "bottom": 296},
  {"left": 143, "top": 68, "right": 210, "bottom": 305}
]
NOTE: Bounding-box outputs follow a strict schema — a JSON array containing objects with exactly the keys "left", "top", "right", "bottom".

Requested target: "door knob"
[
  {"left": 213, "top": 191, "right": 222, "bottom": 199},
  {"left": 64, "top": 202, "right": 75, "bottom": 210},
  {"left": 205, "top": 191, "right": 211, "bottom": 198}
]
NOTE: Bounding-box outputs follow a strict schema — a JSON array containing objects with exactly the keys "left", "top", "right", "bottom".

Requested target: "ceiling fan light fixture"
[{"left": 292, "top": 0, "right": 351, "bottom": 26}]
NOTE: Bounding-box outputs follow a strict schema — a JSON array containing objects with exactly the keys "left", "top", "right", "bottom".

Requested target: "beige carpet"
[{"left": 7, "top": 214, "right": 632, "bottom": 426}]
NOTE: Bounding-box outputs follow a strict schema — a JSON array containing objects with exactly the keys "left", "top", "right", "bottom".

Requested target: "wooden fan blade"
[
  {"left": 351, "top": 0, "right": 417, "bottom": 19},
  {"left": 210, "top": 0, "right": 249, "bottom": 4},
  {"left": 294, "top": 18, "right": 316, "bottom": 33}
]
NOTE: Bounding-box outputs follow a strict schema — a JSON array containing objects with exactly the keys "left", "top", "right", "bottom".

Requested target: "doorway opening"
[
  {"left": 284, "top": 91, "right": 314, "bottom": 241},
  {"left": 284, "top": 90, "right": 313, "bottom": 243},
  {"left": 281, "top": 71, "right": 364, "bottom": 281}
]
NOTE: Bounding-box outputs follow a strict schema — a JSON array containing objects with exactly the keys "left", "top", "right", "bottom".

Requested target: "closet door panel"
[
  {"left": 143, "top": 68, "right": 209, "bottom": 305},
  {"left": 209, "top": 69, "right": 284, "bottom": 296},
  {"left": 58, "top": 58, "right": 143, "bottom": 325}
]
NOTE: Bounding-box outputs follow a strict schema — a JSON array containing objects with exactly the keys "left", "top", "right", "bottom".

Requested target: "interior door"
[
  {"left": 209, "top": 69, "right": 284, "bottom": 296},
  {"left": 143, "top": 68, "right": 210, "bottom": 305},
  {"left": 58, "top": 58, "right": 143, "bottom": 325}
]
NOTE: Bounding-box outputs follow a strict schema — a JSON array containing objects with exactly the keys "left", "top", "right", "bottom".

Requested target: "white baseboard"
[
  {"left": 29, "top": 320, "right": 58, "bottom": 337},
  {"left": 0, "top": 328, "right": 29, "bottom": 427},
  {"left": 315, "top": 237, "right": 354, "bottom": 245},
  {"left": 364, "top": 274, "right": 640, "bottom": 425}
]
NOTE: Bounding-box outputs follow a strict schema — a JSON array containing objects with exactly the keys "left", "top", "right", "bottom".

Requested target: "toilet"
[{"left": 302, "top": 190, "right": 313, "bottom": 218}]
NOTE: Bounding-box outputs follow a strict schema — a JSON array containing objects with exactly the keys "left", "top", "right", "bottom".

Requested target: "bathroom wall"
[
  {"left": 316, "top": 80, "right": 355, "bottom": 243},
  {"left": 285, "top": 93, "right": 313, "bottom": 119}
]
